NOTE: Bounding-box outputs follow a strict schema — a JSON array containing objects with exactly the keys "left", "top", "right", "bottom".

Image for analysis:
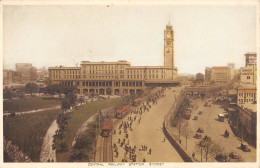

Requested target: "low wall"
[{"left": 163, "top": 121, "right": 192, "bottom": 162}]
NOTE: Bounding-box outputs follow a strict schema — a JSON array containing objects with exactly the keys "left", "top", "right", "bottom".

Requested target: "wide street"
[
  {"left": 112, "top": 87, "right": 183, "bottom": 162},
  {"left": 168, "top": 98, "right": 256, "bottom": 162}
]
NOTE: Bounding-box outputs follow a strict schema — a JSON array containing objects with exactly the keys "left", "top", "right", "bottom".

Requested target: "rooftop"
[
  {"left": 212, "top": 66, "right": 229, "bottom": 70},
  {"left": 238, "top": 83, "right": 257, "bottom": 89}
]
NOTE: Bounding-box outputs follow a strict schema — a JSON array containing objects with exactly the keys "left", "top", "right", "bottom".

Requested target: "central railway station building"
[{"left": 48, "top": 22, "right": 179, "bottom": 96}]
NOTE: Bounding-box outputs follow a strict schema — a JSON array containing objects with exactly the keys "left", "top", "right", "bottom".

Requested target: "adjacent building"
[
  {"left": 209, "top": 66, "right": 231, "bottom": 85},
  {"left": 15, "top": 63, "right": 38, "bottom": 83},
  {"left": 49, "top": 23, "right": 179, "bottom": 95},
  {"left": 245, "top": 52, "right": 257, "bottom": 67},
  {"left": 3, "top": 70, "right": 22, "bottom": 84},
  {"left": 240, "top": 65, "right": 257, "bottom": 85},
  {"left": 205, "top": 64, "right": 239, "bottom": 86},
  {"left": 237, "top": 84, "right": 257, "bottom": 104}
]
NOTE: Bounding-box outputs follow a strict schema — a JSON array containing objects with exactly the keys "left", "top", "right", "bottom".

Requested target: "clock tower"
[{"left": 164, "top": 22, "right": 174, "bottom": 68}]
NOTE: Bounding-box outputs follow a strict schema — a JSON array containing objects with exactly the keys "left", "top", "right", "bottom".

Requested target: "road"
[
  {"left": 168, "top": 98, "right": 256, "bottom": 162},
  {"left": 112, "top": 87, "right": 183, "bottom": 162}
]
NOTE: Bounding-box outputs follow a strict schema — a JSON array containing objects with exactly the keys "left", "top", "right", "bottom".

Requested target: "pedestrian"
[
  {"left": 143, "top": 158, "right": 146, "bottom": 162},
  {"left": 192, "top": 152, "right": 195, "bottom": 158}
]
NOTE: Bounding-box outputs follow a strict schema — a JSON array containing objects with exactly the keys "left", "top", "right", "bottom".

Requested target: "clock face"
[{"left": 167, "top": 33, "right": 171, "bottom": 38}]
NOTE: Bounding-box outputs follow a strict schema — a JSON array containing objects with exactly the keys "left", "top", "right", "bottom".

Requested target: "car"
[
  {"left": 197, "top": 127, "right": 204, "bottom": 133},
  {"left": 203, "top": 135, "right": 211, "bottom": 141},
  {"left": 216, "top": 153, "right": 229, "bottom": 162},
  {"left": 193, "top": 116, "right": 198, "bottom": 120},
  {"left": 240, "top": 143, "right": 251, "bottom": 152},
  {"left": 198, "top": 111, "right": 202, "bottom": 115},
  {"left": 194, "top": 133, "right": 202, "bottom": 139},
  {"left": 229, "top": 152, "right": 241, "bottom": 159}
]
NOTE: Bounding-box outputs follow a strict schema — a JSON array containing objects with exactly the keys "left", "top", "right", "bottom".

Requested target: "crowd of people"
[{"left": 112, "top": 87, "right": 167, "bottom": 162}]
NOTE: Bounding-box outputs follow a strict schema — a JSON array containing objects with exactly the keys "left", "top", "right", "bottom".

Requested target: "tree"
[
  {"left": 197, "top": 141, "right": 222, "bottom": 162},
  {"left": 182, "top": 122, "right": 191, "bottom": 150},
  {"left": 54, "top": 84, "right": 64, "bottom": 100},
  {"left": 61, "top": 99, "right": 71, "bottom": 112},
  {"left": 25, "top": 82, "right": 39, "bottom": 97},
  {"left": 66, "top": 92, "right": 77, "bottom": 108},
  {"left": 195, "top": 73, "right": 205, "bottom": 84},
  {"left": 45, "top": 85, "right": 56, "bottom": 98},
  {"left": 78, "top": 97, "right": 85, "bottom": 106},
  {"left": 177, "top": 119, "right": 183, "bottom": 140},
  {"left": 62, "top": 85, "right": 77, "bottom": 95}
]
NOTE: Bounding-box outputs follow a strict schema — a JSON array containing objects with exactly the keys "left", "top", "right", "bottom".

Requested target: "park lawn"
[
  {"left": 3, "top": 109, "right": 60, "bottom": 162},
  {"left": 56, "top": 97, "right": 126, "bottom": 162},
  {"left": 3, "top": 97, "right": 60, "bottom": 113}
]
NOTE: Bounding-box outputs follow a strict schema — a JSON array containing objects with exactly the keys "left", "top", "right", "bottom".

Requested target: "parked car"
[
  {"left": 194, "top": 133, "right": 202, "bottom": 139},
  {"left": 193, "top": 116, "right": 198, "bottom": 120},
  {"left": 224, "top": 129, "right": 229, "bottom": 138},
  {"left": 216, "top": 153, "right": 229, "bottom": 162},
  {"left": 197, "top": 127, "right": 204, "bottom": 133},
  {"left": 203, "top": 135, "right": 211, "bottom": 141},
  {"left": 229, "top": 152, "right": 241, "bottom": 159},
  {"left": 240, "top": 143, "right": 251, "bottom": 152}
]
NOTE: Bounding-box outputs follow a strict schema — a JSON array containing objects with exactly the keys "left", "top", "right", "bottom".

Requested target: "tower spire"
[{"left": 167, "top": 13, "right": 172, "bottom": 27}]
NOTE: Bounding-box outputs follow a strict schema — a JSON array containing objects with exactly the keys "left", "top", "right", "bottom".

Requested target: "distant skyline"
[{"left": 3, "top": 5, "right": 256, "bottom": 74}]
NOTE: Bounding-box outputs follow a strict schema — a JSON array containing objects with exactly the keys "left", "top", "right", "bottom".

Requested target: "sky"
[{"left": 3, "top": 5, "right": 256, "bottom": 74}]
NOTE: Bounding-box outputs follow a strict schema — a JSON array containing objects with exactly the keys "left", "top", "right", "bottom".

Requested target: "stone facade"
[
  {"left": 48, "top": 23, "right": 178, "bottom": 95},
  {"left": 240, "top": 65, "right": 257, "bottom": 85}
]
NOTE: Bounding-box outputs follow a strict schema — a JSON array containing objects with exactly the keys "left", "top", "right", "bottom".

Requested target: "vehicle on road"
[
  {"left": 133, "top": 98, "right": 141, "bottom": 107},
  {"left": 218, "top": 113, "right": 225, "bottom": 122},
  {"left": 197, "top": 127, "right": 204, "bottom": 133},
  {"left": 115, "top": 105, "right": 131, "bottom": 119},
  {"left": 224, "top": 130, "right": 229, "bottom": 138},
  {"left": 198, "top": 111, "right": 202, "bottom": 115},
  {"left": 194, "top": 133, "right": 202, "bottom": 139},
  {"left": 216, "top": 153, "right": 229, "bottom": 162},
  {"left": 101, "top": 119, "right": 113, "bottom": 137},
  {"left": 182, "top": 111, "right": 191, "bottom": 120},
  {"left": 240, "top": 143, "right": 251, "bottom": 152},
  {"left": 193, "top": 116, "right": 198, "bottom": 120},
  {"left": 203, "top": 135, "right": 211, "bottom": 141},
  {"left": 229, "top": 152, "right": 241, "bottom": 160}
]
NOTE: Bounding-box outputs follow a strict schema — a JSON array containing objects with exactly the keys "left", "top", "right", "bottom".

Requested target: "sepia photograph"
[{"left": 1, "top": 1, "right": 259, "bottom": 167}]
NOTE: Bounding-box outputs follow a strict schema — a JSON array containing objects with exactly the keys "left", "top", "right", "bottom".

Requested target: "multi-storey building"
[
  {"left": 240, "top": 65, "right": 257, "bottom": 85},
  {"left": 16, "top": 63, "right": 37, "bottom": 83},
  {"left": 3, "top": 70, "right": 22, "bottom": 84},
  {"left": 210, "top": 66, "right": 231, "bottom": 85},
  {"left": 237, "top": 84, "right": 257, "bottom": 104},
  {"left": 49, "top": 23, "right": 178, "bottom": 95}
]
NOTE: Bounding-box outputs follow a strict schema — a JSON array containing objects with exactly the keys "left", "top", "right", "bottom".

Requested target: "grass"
[
  {"left": 70, "top": 121, "right": 98, "bottom": 162},
  {"left": 3, "top": 97, "right": 60, "bottom": 113},
  {"left": 3, "top": 109, "right": 60, "bottom": 161},
  {"left": 170, "top": 98, "right": 190, "bottom": 127},
  {"left": 56, "top": 97, "right": 127, "bottom": 162}
]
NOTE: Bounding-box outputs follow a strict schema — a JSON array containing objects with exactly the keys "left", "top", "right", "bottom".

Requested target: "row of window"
[
  {"left": 52, "top": 70, "right": 80, "bottom": 74},
  {"left": 60, "top": 81, "right": 143, "bottom": 87},
  {"left": 86, "top": 65, "right": 126, "bottom": 70},
  {"left": 53, "top": 74, "right": 166, "bottom": 79},
  {"left": 238, "top": 92, "right": 255, "bottom": 97},
  {"left": 53, "top": 75, "right": 80, "bottom": 79},
  {"left": 238, "top": 98, "right": 255, "bottom": 103}
]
